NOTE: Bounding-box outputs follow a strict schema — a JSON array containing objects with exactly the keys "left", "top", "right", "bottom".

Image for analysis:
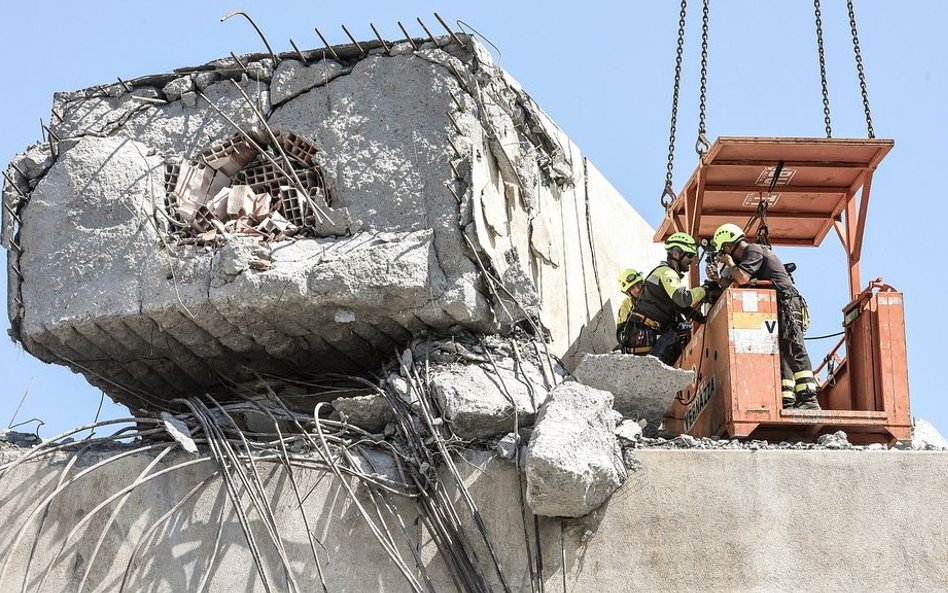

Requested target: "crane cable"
[
  {"left": 847, "top": 0, "right": 875, "bottom": 138},
  {"left": 695, "top": 0, "right": 711, "bottom": 157},
  {"left": 813, "top": 0, "right": 833, "bottom": 138},
  {"left": 661, "top": 0, "right": 712, "bottom": 213},
  {"left": 660, "top": 0, "right": 689, "bottom": 211}
]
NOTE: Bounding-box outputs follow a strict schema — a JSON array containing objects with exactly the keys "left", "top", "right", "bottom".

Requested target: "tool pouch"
[{"left": 622, "top": 321, "right": 657, "bottom": 355}]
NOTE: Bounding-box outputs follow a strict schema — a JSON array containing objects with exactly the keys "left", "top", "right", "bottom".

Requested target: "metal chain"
[
  {"left": 813, "top": 0, "right": 832, "bottom": 138},
  {"left": 847, "top": 0, "right": 875, "bottom": 138},
  {"left": 662, "top": 0, "right": 688, "bottom": 209},
  {"left": 695, "top": 0, "right": 711, "bottom": 156}
]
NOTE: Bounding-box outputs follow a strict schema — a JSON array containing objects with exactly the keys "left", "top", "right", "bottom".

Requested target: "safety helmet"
[
  {"left": 618, "top": 268, "right": 644, "bottom": 293},
  {"left": 712, "top": 223, "right": 746, "bottom": 251},
  {"left": 665, "top": 232, "right": 698, "bottom": 255}
]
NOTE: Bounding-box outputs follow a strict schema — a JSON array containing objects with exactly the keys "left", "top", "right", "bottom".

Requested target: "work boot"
[
  {"left": 795, "top": 391, "right": 822, "bottom": 411},
  {"left": 782, "top": 396, "right": 797, "bottom": 409}
]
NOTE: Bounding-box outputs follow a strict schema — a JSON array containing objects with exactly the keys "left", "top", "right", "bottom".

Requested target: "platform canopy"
[{"left": 655, "top": 137, "right": 893, "bottom": 248}]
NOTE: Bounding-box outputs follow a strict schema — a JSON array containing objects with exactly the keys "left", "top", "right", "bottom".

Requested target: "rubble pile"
[
  {"left": 619, "top": 425, "right": 948, "bottom": 453},
  {"left": 163, "top": 129, "right": 347, "bottom": 244}
]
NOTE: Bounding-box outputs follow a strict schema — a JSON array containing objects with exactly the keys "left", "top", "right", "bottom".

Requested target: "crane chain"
[
  {"left": 662, "top": 0, "right": 688, "bottom": 209},
  {"left": 695, "top": 0, "right": 711, "bottom": 156},
  {"left": 847, "top": 0, "right": 875, "bottom": 138},
  {"left": 813, "top": 0, "right": 832, "bottom": 138}
]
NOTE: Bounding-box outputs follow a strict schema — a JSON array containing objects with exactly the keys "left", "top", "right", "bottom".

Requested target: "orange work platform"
[
  {"left": 663, "top": 286, "right": 911, "bottom": 445},
  {"left": 655, "top": 136, "right": 910, "bottom": 445},
  {"left": 655, "top": 136, "right": 894, "bottom": 298}
]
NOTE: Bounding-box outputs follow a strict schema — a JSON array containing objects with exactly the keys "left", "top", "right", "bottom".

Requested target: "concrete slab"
[
  {"left": 5, "top": 38, "right": 661, "bottom": 410},
  {"left": 572, "top": 352, "right": 695, "bottom": 435},
  {"left": 525, "top": 382, "right": 626, "bottom": 517},
  {"left": 3, "top": 442, "right": 948, "bottom": 592}
]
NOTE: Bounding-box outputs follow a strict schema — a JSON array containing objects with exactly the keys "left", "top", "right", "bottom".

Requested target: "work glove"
[{"left": 701, "top": 279, "right": 722, "bottom": 304}]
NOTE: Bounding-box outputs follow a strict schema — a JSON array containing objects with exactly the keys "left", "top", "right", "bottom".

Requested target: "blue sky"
[{"left": 1, "top": 1, "right": 945, "bottom": 438}]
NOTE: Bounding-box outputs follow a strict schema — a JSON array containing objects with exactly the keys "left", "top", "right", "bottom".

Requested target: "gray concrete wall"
[{"left": 2, "top": 446, "right": 945, "bottom": 592}]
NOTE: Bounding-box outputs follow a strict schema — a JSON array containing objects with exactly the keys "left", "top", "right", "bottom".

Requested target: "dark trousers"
[
  {"left": 623, "top": 320, "right": 687, "bottom": 366},
  {"left": 651, "top": 328, "right": 685, "bottom": 366},
  {"left": 777, "top": 293, "right": 817, "bottom": 396}
]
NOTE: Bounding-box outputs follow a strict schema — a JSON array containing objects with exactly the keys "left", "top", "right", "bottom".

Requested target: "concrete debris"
[
  {"left": 910, "top": 418, "right": 948, "bottom": 450},
  {"left": 525, "top": 382, "right": 626, "bottom": 518},
  {"left": 164, "top": 130, "right": 351, "bottom": 244},
  {"left": 622, "top": 433, "right": 910, "bottom": 452},
  {"left": 495, "top": 433, "right": 519, "bottom": 460},
  {"left": 160, "top": 411, "right": 198, "bottom": 454},
  {"left": 572, "top": 353, "right": 695, "bottom": 436},
  {"left": 816, "top": 430, "right": 851, "bottom": 449},
  {"left": 331, "top": 393, "right": 396, "bottom": 433},
  {"left": 162, "top": 76, "right": 194, "bottom": 101},
  {"left": 614, "top": 419, "right": 644, "bottom": 441},
  {"left": 0, "top": 431, "right": 41, "bottom": 465},
  {"left": 180, "top": 91, "right": 198, "bottom": 108},
  {"left": 0, "top": 429, "right": 41, "bottom": 449},
  {"left": 193, "top": 70, "right": 219, "bottom": 91},
  {"left": 5, "top": 36, "right": 661, "bottom": 409},
  {"left": 385, "top": 373, "right": 412, "bottom": 402},
  {"left": 430, "top": 362, "right": 546, "bottom": 440},
  {"left": 346, "top": 446, "right": 405, "bottom": 485}
]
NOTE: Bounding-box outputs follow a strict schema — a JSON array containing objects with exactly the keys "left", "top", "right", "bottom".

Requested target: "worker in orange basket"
[
  {"left": 623, "top": 232, "right": 710, "bottom": 364},
  {"left": 712, "top": 223, "right": 820, "bottom": 410},
  {"left": 616, "top": 268, "right": 645, "bottom": 346}
]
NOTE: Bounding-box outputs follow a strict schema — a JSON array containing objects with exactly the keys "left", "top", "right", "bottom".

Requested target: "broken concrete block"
[
  {"left": 817, "top": 430, "right": 851, "bottom": 449},
  {"left": 572, "top": 353, "right": 695, "bottom": 436},
  {"left": 332, "top": 393, "right": 395, "bottom": 433},
  {"left": 614, "top": 419, "right": 643, "bottom": 441},
  {"left": 525, "top": 381, "right": 626, "bottom": 518},
  {"left": 430, "top": 362, "right": 547, "bottom": 440},
  {"left": 245, "top": 59, "right": 274, "bottom": 82},
  {"left": 495, "top": 433, "right": 519, "bottom": 460},
  {"left": 163, "top": 76, "right": 194, "bottom": 101},
  {"left": 912, "top": 418, "right": 948, "bottom": 450},
  {"left": 9, "top": 39, "right": 661, "bottom": 409},
  {"left": 193, "top": 71, "right": 218, "bottom": 90},
  {"left": 160, "top": 412, "right": 198, "bottom": 454}
]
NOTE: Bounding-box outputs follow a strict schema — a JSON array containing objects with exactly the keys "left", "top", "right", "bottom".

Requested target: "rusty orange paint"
[{"left": 658, "top": 137, "right": 910, "bottom": 446}]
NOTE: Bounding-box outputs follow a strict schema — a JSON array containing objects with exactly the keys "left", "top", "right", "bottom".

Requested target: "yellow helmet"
[
  {"left": 665, "top": 232, "right": 698, "bottom": 255},
  {"left": 618, "top": 268, "right": 644, "bottom": 293},
  {"left": 712, "top": 223, "right": 746, "bottom": 251}
]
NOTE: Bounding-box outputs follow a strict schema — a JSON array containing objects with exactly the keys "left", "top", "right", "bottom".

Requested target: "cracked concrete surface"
[{"left": 3, "top": 35, "right": 662, "bottom": 410}]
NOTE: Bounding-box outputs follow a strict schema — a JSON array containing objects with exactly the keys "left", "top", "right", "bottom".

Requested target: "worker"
[
  {"left": 712, "top": 223, "right": 820, "bottom": 410},
  {"left": 623, "top": 232, "right": 709, "bottom": 365},
  {"left": 616, "top": 268, "right": 645, "bottom": 346}
]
